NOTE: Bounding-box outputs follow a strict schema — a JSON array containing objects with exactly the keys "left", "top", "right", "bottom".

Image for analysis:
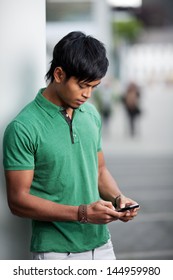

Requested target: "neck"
[
  {"left": 42, "top": 83, "right": 60, "bottom": 105},
  {"left": 42, "top": 83, "right": 74, "bottom": 118}
]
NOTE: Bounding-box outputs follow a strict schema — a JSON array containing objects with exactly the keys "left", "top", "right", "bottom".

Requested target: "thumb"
[
  {"left": 120, "top": 201, "right": 126, "bottom": 209},
  {"left": 119, "top": 195, "right": 126, "bottom": 209}
]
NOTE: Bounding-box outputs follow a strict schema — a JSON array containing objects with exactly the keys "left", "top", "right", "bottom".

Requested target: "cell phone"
[{"left": 117, "top": 204, "right": 140, "bottom": 212}]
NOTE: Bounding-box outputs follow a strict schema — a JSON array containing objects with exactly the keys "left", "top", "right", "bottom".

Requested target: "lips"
[{"left": 76, "top": 100, "right": 85, "bottom": 105}]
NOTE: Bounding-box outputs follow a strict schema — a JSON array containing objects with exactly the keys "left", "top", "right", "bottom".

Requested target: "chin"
[{"left": 70, "top": 104, "right": 80, "bottom": 109}]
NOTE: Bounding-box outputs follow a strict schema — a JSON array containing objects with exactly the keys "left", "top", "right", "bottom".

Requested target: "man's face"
[{"left": 56, "top": 76, "right": 101, "bottom": 109}]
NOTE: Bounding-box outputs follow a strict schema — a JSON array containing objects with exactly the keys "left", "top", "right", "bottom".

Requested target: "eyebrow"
[{"left": 81, "top": 81, "right": 101, "bottom": 87}]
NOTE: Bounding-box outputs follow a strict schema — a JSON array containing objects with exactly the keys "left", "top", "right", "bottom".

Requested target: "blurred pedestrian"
[
  {"left": 100, "top": 81, "right": 113, "bottom": 125},
  {"left": 122, "top": 82, "right": 142, "bottom": 137},
  {"left": 3, "top": 31, "right": 139, "bottom": 260}
]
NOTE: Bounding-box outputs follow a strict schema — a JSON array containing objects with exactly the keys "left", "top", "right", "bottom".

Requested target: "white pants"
[{"left": 33, "top": 239, "right": 116, "bottom": 260}]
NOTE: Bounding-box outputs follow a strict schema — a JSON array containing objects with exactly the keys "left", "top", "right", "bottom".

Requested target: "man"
[{"left": 3, "top": 31, "right": 139, "bottom": 260}]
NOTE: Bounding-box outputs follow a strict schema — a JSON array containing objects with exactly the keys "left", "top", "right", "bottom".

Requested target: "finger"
[
  {"left": 100, "top": 200, "right": 115, "bottom": 210},
  {"left": 119, "top": 217, "right": 129, "bottom": 223},
  {"left": 124, "top": 210, "right": 131, "bottom": 217},
  {"left": 106, "top": 208, "right": 126, "bottom": 220},
  {"left": 97, "top": 215, "right": 119, "bottom": 224},
  {"left": 120, "top": 216, "right": 134, "bottom": 222},
  {"left": 131, "top": 211, "right": 138, "bottom": 217}
]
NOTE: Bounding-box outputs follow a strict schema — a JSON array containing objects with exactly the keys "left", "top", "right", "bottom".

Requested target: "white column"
[
  {"left": 0, "top": 0, "right": 46, "bottom": 259},
  {"left": 92, "top": 0, "right": 112, "bottom": 73}
]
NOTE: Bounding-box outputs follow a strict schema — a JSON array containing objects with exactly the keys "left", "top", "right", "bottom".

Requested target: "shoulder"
[
  {"left": 4, "top": 100, "right": 39, "bottom": 139},
  {"left": 82, "top": 102, "right": 102, "bottom": 127},
  {"left": 82, "top": 102, "right": 101, "bottom": 119},
  {"left": 15, "top": 100, "right": 39, "bottom": 122}
]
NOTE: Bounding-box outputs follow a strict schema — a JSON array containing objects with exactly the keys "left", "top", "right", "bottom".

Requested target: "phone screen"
[{"left": 117, "top": 204, "right": 140, "bottom": 212}]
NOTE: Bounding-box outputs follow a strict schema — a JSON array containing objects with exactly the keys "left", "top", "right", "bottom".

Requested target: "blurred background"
[{"left": 0, "top": 0, "right": 173, "bottom": 259}]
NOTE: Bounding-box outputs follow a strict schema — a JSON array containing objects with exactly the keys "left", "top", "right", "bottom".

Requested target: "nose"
[{"left": 82, "top": 87, "right": 92, "bottom": 99}]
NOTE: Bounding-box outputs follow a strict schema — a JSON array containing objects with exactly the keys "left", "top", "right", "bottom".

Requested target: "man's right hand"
[{"left": 87, "top": 200, "right": 127, "bottom": 224}]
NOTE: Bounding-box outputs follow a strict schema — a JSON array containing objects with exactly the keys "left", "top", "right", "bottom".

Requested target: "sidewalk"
[{"left": 105, "top": 153, "right": 173, "bottom": 260}]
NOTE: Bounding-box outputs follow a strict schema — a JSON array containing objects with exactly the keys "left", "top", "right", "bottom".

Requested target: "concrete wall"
[{"left": 0, "top": 0, "right": 46, "bottom": 259}]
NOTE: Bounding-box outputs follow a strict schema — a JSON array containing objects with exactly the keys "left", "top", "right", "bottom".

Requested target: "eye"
[
  {"left": 79, "top": 85, "right": 84, "bottom": 89},
  {"left": 78, "top": 83, "right": 86, "bottom": 89},
  {"left": 78, "top": 83, "right": 87, "bottom": 89}
]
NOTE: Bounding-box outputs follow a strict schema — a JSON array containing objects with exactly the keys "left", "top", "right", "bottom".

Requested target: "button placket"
[{"left": 72, "top": 127, "right": 79, "bottom": 143}]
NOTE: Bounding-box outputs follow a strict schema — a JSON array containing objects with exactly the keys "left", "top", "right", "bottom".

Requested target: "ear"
[{"left": 53, "top": 67, "right": 65, "bottom": 83}]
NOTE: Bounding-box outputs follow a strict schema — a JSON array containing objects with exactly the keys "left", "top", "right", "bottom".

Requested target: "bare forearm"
[
  {"left": 9, "top": 192, "right": 78, "bottom": 222},
  {"left": 98, "top": 167, "right": 122, "bottom": 204}
]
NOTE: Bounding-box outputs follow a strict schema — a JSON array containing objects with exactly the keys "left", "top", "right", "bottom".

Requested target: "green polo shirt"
[{"left": 3, "top": 88, "right": 110, "bottom": 253}]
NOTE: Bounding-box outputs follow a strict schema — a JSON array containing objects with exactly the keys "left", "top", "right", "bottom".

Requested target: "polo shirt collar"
[{"left": 35, "top": 88, "right": 86, "bottom": 118}]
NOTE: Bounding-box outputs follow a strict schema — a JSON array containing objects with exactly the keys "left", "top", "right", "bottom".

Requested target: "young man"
[{"left": 3, "top": 31, "right": 139, "bottom": 260}]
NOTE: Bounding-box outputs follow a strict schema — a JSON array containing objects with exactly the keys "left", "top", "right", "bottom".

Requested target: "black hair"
[{"left": 45, "top": 31, "right": 109, "bottom": 83}]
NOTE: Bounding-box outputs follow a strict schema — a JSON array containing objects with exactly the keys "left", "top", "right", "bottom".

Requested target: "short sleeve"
[{"left": 3, "top": 121, "right": 35, "bottom": 170}]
